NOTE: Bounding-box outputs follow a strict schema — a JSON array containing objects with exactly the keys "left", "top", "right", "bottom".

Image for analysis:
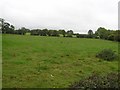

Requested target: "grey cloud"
[{"left": 0, "top": 0, "right": 119, "bottom": 33}]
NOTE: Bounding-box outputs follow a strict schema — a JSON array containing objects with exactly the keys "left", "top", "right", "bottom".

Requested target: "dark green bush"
[
  {"left": 69, "top": 72, "right": 119, "bottom": 89},
  {"left": 96, "top": 49, "right": 117, "bottom": 61},
  {"left": 108, "top": 34, "right": 115, "bottom": 41}
]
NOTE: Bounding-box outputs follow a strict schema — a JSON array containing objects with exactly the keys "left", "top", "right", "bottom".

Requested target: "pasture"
[{"left": 2, "top": 34, "right": 118, "bottom": 88}]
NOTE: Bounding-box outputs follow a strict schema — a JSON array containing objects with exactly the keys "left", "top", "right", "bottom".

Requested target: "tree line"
[{"left": 0, "top": 18, "right": 120, "bottom": 42}]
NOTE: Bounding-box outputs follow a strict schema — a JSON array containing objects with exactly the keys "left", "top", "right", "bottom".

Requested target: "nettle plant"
[
  {"left": 96, "top": 49, "right": 117, "bottom": 61},
  {"left": 69, "top": 72, "right": 119, "bottom": 89}
]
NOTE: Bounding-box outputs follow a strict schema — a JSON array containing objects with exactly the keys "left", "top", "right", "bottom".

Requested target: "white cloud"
[{"left": 0, "top": 0, "right": 119, "bottom": 33}]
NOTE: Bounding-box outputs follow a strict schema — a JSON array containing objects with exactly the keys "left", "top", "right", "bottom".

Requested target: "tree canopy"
[{"left": 1, "top": 18, "right": 119, "bottom": 42}]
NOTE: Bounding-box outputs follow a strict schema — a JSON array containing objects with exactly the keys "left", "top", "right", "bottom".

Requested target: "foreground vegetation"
[
  {"left": 70, "top": 72, "right": 119, "bottom": 89},
  {"left": 2, "top": 34, "right": 118, "bottom": 88}
]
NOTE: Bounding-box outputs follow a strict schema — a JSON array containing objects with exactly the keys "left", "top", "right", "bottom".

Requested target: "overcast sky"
[{"left": 0, "top": 0, "right": 119, "bottom": 33}]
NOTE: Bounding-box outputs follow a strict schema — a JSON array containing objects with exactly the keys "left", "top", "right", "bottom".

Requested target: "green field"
[{"left": 2, "top": 34, "right": 118, "bottom": 88}]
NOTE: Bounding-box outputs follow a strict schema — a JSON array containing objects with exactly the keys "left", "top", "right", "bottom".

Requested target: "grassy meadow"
[{"left": 2, "top": 34, "right": 118, "bottom": 88}]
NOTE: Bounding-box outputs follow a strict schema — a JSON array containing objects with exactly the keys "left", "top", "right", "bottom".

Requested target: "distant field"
[{"left": 2, "top": 34, "right": 118, "bottom": 88}]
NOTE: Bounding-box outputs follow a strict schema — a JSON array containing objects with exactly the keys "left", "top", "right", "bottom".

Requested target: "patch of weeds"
[
  {"left": 61, "top": 55, "right": 64, "bottom": 58},
  {"left": 109, "top": 66, "right": 116, "bottom": 71},
  {"left": 96, "top": 49, "right": 117, "bottom": 61},
  {"left": 98, "top": 59, "right": 102, "bottom": 62},
  {"left": 12, "top": 53, "right": 16, "bottom": 57},
  {"left": 60, "top": 41, "right": 63, "bottom": 43},
  {"left": 37, "top": 64, "right": 49, "bottom": 72},
  {"left": 26, "top": 57, "right": 32, "bottom": 61},
  {"left": 13, "top": 61, "right": 26, "bottom": 65},
  {"left": 50, "top": 60, "right": 63, "bottom": 64},
  {"left": 69, "top": 72, "right": 119, "bottom": 89},
  {"left": 66, "top": 54, "right": 69, "bottom": 56},
  {"left": 10, "top": 75, "right": 16, "bottom": 79},
  {"left": 72, "top": 61, "right": 81, "bottom": 66},
  {"left": 78, "top": 58, "right": 84, "bottom": 60},
  {"left": 79, "top": 70, "right": 83, "bottom": 73},
  {"left": 53, "top": 56, "right": 57, "bottom": 58}
]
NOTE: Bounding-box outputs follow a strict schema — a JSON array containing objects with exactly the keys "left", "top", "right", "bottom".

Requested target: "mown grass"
[{"left": 2, "top": 34, "right": 118, "bottom": 88}]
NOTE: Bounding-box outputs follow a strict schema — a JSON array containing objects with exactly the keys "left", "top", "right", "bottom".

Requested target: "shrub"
[
  {"left": 108, "top": 34, "right": 115, "bottom": 41},
  {"left": 94, "top": 35, "right": 100, "bottom": 39},
  {"left": 114, "top": 33, "right": 120, "bottom": 42},
  {"left": 69, "top": 72, "right": 119, "bottom": 89},
  {"left": 96, "top": 49, "right": 117, "bottom": 61}
]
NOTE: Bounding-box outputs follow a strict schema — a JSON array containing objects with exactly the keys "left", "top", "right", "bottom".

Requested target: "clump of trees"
[
  {"left": 95, "top": 27, "right": 120, "bottom": 42},
  {"left": 14, "top": 27, "right": 30, "bottom": 35},
  {"left": 30, "top": 29, "right": 63, "bottom": 37},
  {"left": 58, "top": 30, "right": 66, "bottom": 37},
  {"left": 88, "top": 30, "right": 93, "bottom": 38},
  {"left": 0, "top": 18, "right": 15, "bottom": 34},
  {"left": 0, "top": 18, "right": 30, "bottom": 35},
  {"left": 76, "top": 27, "right": 120, "bottom": 42},
  {"left": 76, "top": 34, "right": 88, "bottom": 38},
  {"left": 30, "top": 29, "right": 75, "bottom": 37},
  {"left": 66, "top": 30, "right": 73, "bottom": 37},
  {"left": 0, "top": 18, "right": 120, "bottom": 42}
]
